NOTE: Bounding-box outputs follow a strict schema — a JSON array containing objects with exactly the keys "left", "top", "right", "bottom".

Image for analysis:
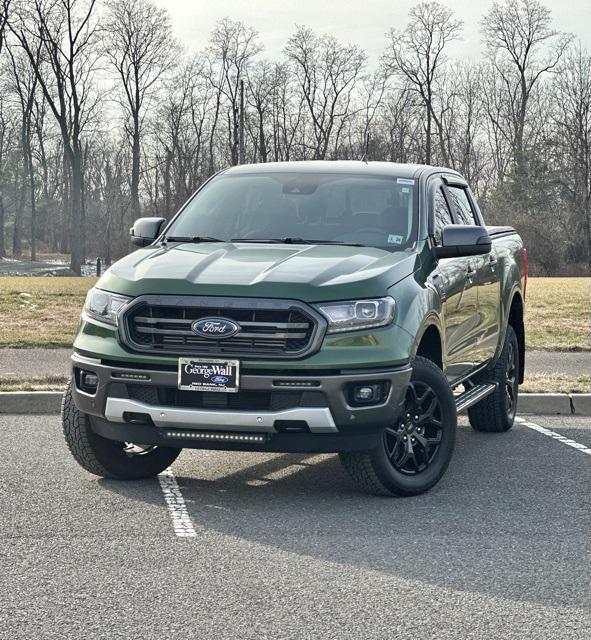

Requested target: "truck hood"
[{"left": 98, "top": 242, "right": 420, "bottom": 302}]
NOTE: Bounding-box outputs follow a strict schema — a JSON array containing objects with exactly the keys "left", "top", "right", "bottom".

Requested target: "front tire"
[
  {"left": 468, "top": 325, "right": 519, "bottom": 433},
  {"left": 62, "top": 382, "right": 181, "bottom": 479},
  {"left": 340, "top": 356, "right": 457, "bottom": 497}
]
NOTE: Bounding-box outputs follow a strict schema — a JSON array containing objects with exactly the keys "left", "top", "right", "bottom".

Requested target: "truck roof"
[{"left": 224, "top": 160, "right": 459, "bottom": 180}]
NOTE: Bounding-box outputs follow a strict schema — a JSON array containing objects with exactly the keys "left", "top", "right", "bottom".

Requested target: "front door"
[
  {"left": 445, "top": 184, "right": 500, "bottom": 366},
  {"left": 431, "top": 181, "right": 480, "bottom": 383}
]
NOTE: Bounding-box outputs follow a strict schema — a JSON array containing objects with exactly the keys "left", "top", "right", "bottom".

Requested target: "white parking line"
[
  {"left": 516, "top": 417, "right": 591, "bottom": 456},
  {"left": 158, "top": 467, "right": 197, "bottom": 537}
]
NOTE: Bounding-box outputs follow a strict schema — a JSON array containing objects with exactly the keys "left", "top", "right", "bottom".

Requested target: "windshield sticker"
[
  {"left": 397, "top": 178, "right": 415, "bottom": 185},
  {"left": 388, "top": 234, "right": 404, "bottom": 245},
  {"left": 401, "top": 187, "right": 410, "bottom": 193}
]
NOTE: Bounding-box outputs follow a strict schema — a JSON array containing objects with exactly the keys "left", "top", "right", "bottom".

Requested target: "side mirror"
[
  {"left": 434, "top": 225, "right": 492, "bottom": 259},
  {"left": 129, "top": 217, "right": 166, "bottom": 247}
]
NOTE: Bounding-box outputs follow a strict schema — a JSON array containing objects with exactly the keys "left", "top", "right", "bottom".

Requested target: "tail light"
[{"left": 522, "top": 248, "right": 528, "bottom": 300}]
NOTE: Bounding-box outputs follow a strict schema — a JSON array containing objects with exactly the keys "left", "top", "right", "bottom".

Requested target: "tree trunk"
[
  {"left": 29, "top": 167, "right": 36, "bottom": 261},
  {"left": 131, "top": 116, "right": 141, "bottom": 220},
  {"left": 258, "top": 110, "right": 267, "bottom": 163},
  {"left": 26, "top": 137, "right": 36, "bottom": 261},
  {"left": 164, "top": 150, "right": 172, "bottom": 217},
  {"left": 61, "top": 153, "right": 70, "bottom": 254},
  {"left": 425, "top": 104, "right": 432, "bottom": 165},
  {"left": 0, "top": 192, "right": 5, "bottom": 257},
  {"left": 68, "top": 147, "right": 83, "bottom": 275},
  {"left": 13, "top": 166, "right": 24, "bottom": 258}
]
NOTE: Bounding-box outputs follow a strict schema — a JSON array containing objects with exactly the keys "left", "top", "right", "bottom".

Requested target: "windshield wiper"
[
  {"left": 163, "top": 236, "right": 225, "bottom": 244},
  {"left": 301, "top": 239, "right": 365, "bottom": 247},
  {"left": 230, "top": 238, "right": 283, "bottom": 243},
  {"left": 231, "top": 237, "right": 365, "bottom": 247}
]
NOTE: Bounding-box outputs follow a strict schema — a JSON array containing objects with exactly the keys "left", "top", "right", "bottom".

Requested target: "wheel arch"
[{"left": 413, "top": 321, "right": 444, "bottom": 370}]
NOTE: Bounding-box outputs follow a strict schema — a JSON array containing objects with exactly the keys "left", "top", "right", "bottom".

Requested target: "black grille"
[
  {"left": 121, "top": 297, "right": 321, "bottom": 358},
  {"left": 127, "top": 384, "right": 327, "bottom": 411}
]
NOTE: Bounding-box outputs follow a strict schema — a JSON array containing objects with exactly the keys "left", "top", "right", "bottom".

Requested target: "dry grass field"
[
  {"left": 0, "top": 276, "right": 588, "bottom": 349},
  {"left": 524, "top": 277, "right": 590, "bottom": 351},
  {"left": 0, "top": 277, "right": 97, "bottom": 347},
  {"left": 0, "top": 276, "right": 588, "bottom": 392}
]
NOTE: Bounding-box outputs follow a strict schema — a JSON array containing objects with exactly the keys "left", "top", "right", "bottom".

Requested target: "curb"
[
  {"left": 1, "top": 391, "right": 590, "bottom": 416},
  {"left": 0, "top": 391, "right": 62, "bottom": 414}
]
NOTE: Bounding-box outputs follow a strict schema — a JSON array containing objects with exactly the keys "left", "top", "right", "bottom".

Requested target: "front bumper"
[{"left": 71, "top": 353, "right": 412, "bottom": 453}]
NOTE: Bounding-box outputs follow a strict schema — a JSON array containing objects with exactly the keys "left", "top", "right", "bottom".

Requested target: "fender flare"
[{"left": 411, "top": 313, "right": 445, "bottom": 366}]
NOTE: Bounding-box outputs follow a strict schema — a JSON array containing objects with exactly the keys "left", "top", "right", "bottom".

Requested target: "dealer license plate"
[{"left": 178, "top": 358, "right": 240, "bottom": 393}]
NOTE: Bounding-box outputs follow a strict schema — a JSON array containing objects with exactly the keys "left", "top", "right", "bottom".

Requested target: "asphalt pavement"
[
  {"left": 1, "top": 347, "right": 590, "bottom": 377},
  {"left": 1, "top": 413, "right": 589, "bottom": 639}
]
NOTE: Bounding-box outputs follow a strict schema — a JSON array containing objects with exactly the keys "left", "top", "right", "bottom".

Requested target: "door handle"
[
  {"left": 488, "top": 256, "right": 498, "bottom": 269},
  {"left": 466, "top": 268, "right": 477, "bottom": 280}
]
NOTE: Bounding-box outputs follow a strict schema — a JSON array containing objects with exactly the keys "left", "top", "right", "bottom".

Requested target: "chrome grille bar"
[
  {"left": 134, "top": 316, "right": 309, "bottom": 329},
  {"left": 134, "top": 326, "right": 309, "bottom": 339},
  {"left": 119, "top": 295, "right": 325, "bottom": 358}
]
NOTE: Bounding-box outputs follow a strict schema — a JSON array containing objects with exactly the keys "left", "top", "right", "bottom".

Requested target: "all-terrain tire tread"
[
  {"left": 468, "top": 326, "right": 518, "bottom": 433},
  {"left": 340, "top": 356, "right": 456, "bottom": 497},
  {"left": 339, "top": 451, "right": 393, "bottom": 497},
  {"left": 61, "top": 382, "right": 115, "bottom": 477}
]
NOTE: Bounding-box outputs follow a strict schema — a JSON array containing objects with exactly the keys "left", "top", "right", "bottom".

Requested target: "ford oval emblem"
[
  {"left": 191, "top": 317, "right": 240, "bottom": 339},
  {"left": 211, "top": 375, "right": 229, "bottom": 384}
]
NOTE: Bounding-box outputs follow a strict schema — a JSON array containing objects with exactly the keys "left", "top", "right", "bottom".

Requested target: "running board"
[{"left": 455, "top": 383, "right": 497, "bottom": 413}]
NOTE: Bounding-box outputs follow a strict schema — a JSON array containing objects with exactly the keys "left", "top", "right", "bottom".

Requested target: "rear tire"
[
  {"left": 61, "top": 382, "right": 181, "bottom": 479},
  {"left": 340, "top": 356, "right": 457, "bottom": 497},
  {"left": 468, "top": 325, "right": 519, "bottom": 433}
]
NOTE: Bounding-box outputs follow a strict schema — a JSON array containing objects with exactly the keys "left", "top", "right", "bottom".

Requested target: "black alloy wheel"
[
  {"left": 340, "top": 356, "right": 457, "bottom": 497},
  {"left": 384, "top": 381, "right": 444, "bottom": 475}
]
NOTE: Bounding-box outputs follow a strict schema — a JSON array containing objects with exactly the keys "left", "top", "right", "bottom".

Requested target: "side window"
[
  {"left": 446, "top": 186, "right": 476, "bottom": 225},
  {"left": 433, "top": 187, "right": 453, "bottom": 241}
]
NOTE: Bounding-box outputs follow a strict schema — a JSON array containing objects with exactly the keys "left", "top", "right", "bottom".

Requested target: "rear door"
[
  {"left": 430, "top": 178, "right": 480, "bottom": 382},
  {"left": 444, "top": 181, "right": 501, "bottom": 366}
]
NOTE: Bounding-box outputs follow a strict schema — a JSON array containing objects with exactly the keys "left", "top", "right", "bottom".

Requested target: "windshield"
[{"left": 167, "top": 171, "right": 418, "bottom": 250}]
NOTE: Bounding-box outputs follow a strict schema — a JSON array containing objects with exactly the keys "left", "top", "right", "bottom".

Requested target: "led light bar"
[
  {"left": 111, "top": 372, "right": 151, "bottom": 381},
  {"left": 273, "top": 380, "right": 320, "bottom": 387},
  {"left": 164, "top": 431, "right": 266, "bottom": 443}
]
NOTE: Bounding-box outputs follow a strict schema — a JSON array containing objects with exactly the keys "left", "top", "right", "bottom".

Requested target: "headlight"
[
  {"left": 314, "top": 297, "right": 395, "bottom": 333},
  {"left": 84, "top": 288, "right": 131, "bottom": 326}
]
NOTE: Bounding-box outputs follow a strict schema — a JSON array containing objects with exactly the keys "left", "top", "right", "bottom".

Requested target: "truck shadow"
[{"left": 101, "top": 423, "right": 591, "bottom": 610}]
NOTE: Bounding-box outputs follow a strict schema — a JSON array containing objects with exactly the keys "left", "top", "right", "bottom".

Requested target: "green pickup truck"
[{"left": 63, "top": 161, "right": 526, "bottom": 496}]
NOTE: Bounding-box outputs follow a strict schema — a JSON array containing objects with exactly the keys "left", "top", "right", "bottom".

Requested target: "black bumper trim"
[
  {"left": 89, "top": 417, "right": 383, "bottom": 453},
  {"left": 71, "top": 352, "right": 412, "bottom": 451}
]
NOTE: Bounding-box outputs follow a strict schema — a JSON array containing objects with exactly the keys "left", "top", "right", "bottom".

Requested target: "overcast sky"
[{"left": 153, "top": 0, "right": 591, "bottom": 65}]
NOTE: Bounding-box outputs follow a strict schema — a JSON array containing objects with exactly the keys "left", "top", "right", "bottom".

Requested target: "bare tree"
[
  {"left": 8, "top": 0, "right": 101, "bottom": 273},
  {"left": 357, "top": 70, "right": 388, "bottom": 160},
  {"left": 383, "top": 2, "right": 462, "bottom": 165},
  {"left": 0, "top": 0, "right": 10, "bottom": 55},
  {"left": 269, "top": 61, "right": 304, "bottom": 161},
  {"left": 104, "top": 0, "right": 176, "bottom": 221},
  {"left": 285, "top": 26, "right": 366, "bottom": 160},
  {"left": 553, "top": 46, "right": 591, "bottom": 267},
  {"left": 0, "top": 93, "right": 16, "bottom": 257},
  {"left": 481, "top": 0, "right": 573, "bottom": 170},
  {"left": 0, "top": 4, "right": 588, "bottom": 275},
  {"left": 246, "top": 60, "right": 277, "bottom": 163},
  {"left": 207, "top": 18, "right": 262, "bottom": 166},
  {"left": 7, "top": 44, "right": 39, "bottom": 259}
]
